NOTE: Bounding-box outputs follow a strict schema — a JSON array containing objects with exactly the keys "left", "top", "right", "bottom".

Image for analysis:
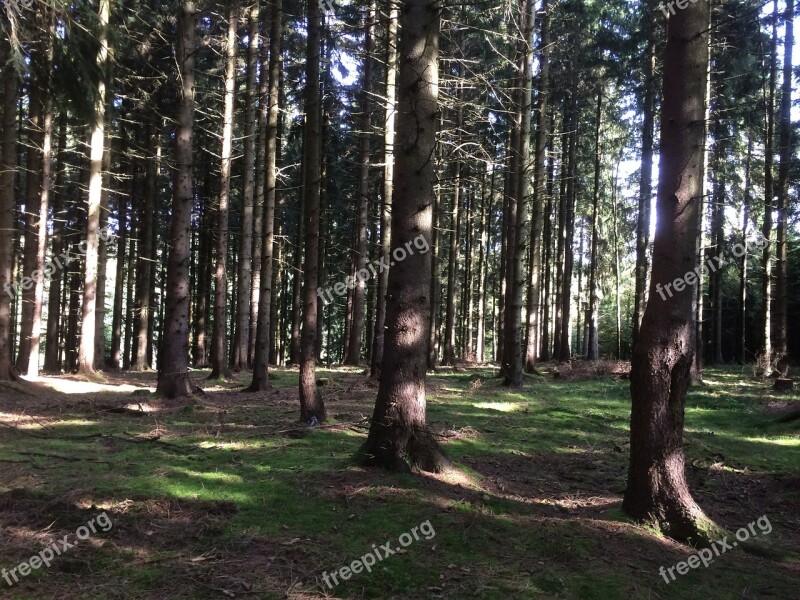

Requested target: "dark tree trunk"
[
  {"left": 586, "top": 90, "right": 602, "bottom": 361},
  {"left": 44, "top": 114, "right": 67, "bottom": 372},
  {"left": 774, "top": 0, "right": 792, "bottom": 358},
  {"left": 624, "top": 0, "right": 720, "bottom": 544},
  {"left": 156, "top": 2, "right": 198, "bottom": 398},
  {"left": 298, "top": 0, "right": 326, "bottom": 423},
  {"left": 359, "top": 0, "right": 448, "bottom": 473},
  {"left": 0, "top": 36, "right": 17, "bottom": 380},
  {"left": 249, "top": 0, "right": 283, "bottom": 391}
]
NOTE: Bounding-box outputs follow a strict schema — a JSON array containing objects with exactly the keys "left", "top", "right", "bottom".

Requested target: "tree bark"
[
  {"left": 370, "top": 3, "right": 398, "bottom": 377},
  {"left": 232, "top": 1, "right": 259, "bottom": 371},
  {"left": 77, "top": 0, "right": 109, "bottom": 376},
  {"left": 249, "top": 0, "right": 283, "bottom": 392},
  {"left": 0, "top": 35, "right": 18, "bottom": 381},
  {"left": 345, "top": 2, "right": 375, "bottom": 366},
  {"left": 633, "top": 0, "right": 656, "bottom": 351},
  {"left": 156, "top": 1, "right": 198, "bottom": 399},
  {"left": 774, "top": 0, "right": 792, "bottom": 358},
  {"left": 298, "top": 0, "right": 326, "bottom": 423},
  {"left": 623, "top": 0, "right": 720, "bottom": 544},
  {"left": 358, "top": 0, "right": 448, "bottom": 473},
  {"left": 586, "top": 89, "right": 602, "bottom": 361},
  {"left": 209, "top": 6, "right": 237, "bottom": 380}
]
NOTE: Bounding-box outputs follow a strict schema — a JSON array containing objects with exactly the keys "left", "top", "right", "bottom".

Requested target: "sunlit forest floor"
[{"left": 0, "top": 363, "right": 798, "bottom": 599}]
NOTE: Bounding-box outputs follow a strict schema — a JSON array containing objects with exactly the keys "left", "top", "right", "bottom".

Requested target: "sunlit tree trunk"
[{"left": 78, "top": 0, "right": 110, "bottom": 376}]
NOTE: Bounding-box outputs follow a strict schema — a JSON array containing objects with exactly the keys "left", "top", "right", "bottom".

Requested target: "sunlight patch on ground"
[
  {"left": 0, "top": 413, "right": 97, "bottom": 429},
  {"left": 33, "top": 376, "right": 151, "bottom": 395},
  {"left": 472, "top": 401, "right": 521, "bottom": 412}
]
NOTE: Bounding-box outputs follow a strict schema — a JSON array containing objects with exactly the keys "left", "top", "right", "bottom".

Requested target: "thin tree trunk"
[
  {"left": 633, "top": 0, "right": 657, "bottom": 350},
  {"left": 586, "top": 89, "right": 602, "bottom": 361},
  {"left": 774, "top": 0, "right": 792, "bottom": 358},
  {"left": 738, "top": 136, "right": 752, "bottom": 364},
  {"left": 209, "top": 6, "right": 237, "bottom": 380},
  {"left": 0, "top": 36, "right": 18, "bottom": 380},
  {"left": 370, "top": 3, "right": 398, "bottom": 377},
  {"left": 232, "top": 1, "right": 259, "bottom": 371},
  {"left": 345, "top": 2, "right": 375, "bottom": 366},
  {"left": 761, "top": 0, "right": 778, "bottom": 362},
  {"left": 156, "top": 1, "right": 198, "bottom": 398},
  {"left": 249, "top": 0, "right": 283, "bottom": 390}
]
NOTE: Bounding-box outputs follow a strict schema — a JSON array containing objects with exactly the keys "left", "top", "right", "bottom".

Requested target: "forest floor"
[{"left": 0, "top": 362, "right": 798, "bottom": 599}]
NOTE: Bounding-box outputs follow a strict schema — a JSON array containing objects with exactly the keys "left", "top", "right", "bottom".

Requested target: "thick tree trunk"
[
  {"left": 370, "top": 3, "right": 398, "bottom": 377},
  {"left": 0, "top": 36, "right": 17, "bottom": 381},
  {"left": 209, "top": 7, "right": 237, "bottom": 381},
  {"left": 156, "top": 2, "right": 198, "bottom": 399},
  {"left": 358, "top": 0, "right": 448, "bottom": 473},
  {"left": 249, "top": 0, "right": 283, "bottom": 392},
  {"left": 624, "top": 0, "right": 720, "bottom": 544},
  {"left": 298, "top": 0, "right": 326, "bottom": 423}
]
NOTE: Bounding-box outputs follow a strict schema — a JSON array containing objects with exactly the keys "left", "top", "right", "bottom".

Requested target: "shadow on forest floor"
[{"left": 0, "top": 364, "right": 798, "bottom": 599}]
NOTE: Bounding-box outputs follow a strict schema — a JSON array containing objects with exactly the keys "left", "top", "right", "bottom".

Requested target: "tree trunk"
[
  {"left": 370, "top": 3, "right": 398, "bottom": 377},
  {"left": 358, "top": 0, "right": 448, "bottom": 473},
  {"left": 232, "top": 1, "right": 259, "bottom": 371},
  {"left": 156, "top": 1, "right": 198, "bottom": 398},
  {"left": 633, "top": 0, "right": 656, "bottom": 351},
  {"left": 774, "top": 0, "right": 792, "bottom": 358},
  {"left": 209, "top": 6, "right": 237, "bottom": 380},
  {"left": 502, "top": 0, "right": 535, "bottom": 386},
  {"left": 0, "top": 35, "right": 17, "bottom": 381},
  {"left": 44, "top": 114, "right": 67, "bottom": 373},
  {"left": 298, "top": 0, "right": 326, "bottom": 423},
  {"left": 443, "top": 155, "right": 462, "bottom": 366},
  {"left": 738, "top": 136, "right": 752, "bottom": 364},
  {"left": 524, "top": 0, "right": 550, "bottom": 369},
  {"left": 345, "top": 2, "right": 375, "bottom": 366},
  {"left": 78, "top": 0, "right": 109, "bottom": 376},
  {"left": 761, "top": 0, "right": 778, "bottom": 361},
  {"left": 249, "top": 0, "right": 283, "bottom": 391},
  {"left": 623, "top": 0, "right": 720, "bottom": 544},
  {"left": 586, "top": 89, "right": 602, "bottom": 361}
]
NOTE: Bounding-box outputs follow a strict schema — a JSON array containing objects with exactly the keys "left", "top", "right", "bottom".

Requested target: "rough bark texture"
[
  {"left": 156, "top": 2, "right": 197, "bottom": 399},
  {"left": 233, "top": 1, "right": 259, "bottom": 371},
  {"left": 358, "top": 0, "right": 449, "bottom": 473},
  {"left": 0, "top": 35, "right": 17, "bottom": 381},
  {"left": 298, "top": 0, "right": 326, "bottom": 423},
  {"left": 774, "top": 0, "right": 792, "bottom": 358},
  {"left": 209, "top": 6, "right": 237, "bottom": 381},
  {"left": 370, "top": 4, "right": 398, "bottom": 377},
  {"left": 345, "top": 2, "right": 375, "bottom": 366},
  {"left": 249, "top": 0, "right": 282, "bottom": 392},
  {"left": 633, "top": 0, "right": 656, "bottom": 351},
  {"left": 77, "top": 0, "right": 109, "bottom": 376},
  {"left": 624, "top": 0, "right": 720, "bottom": 544}
]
